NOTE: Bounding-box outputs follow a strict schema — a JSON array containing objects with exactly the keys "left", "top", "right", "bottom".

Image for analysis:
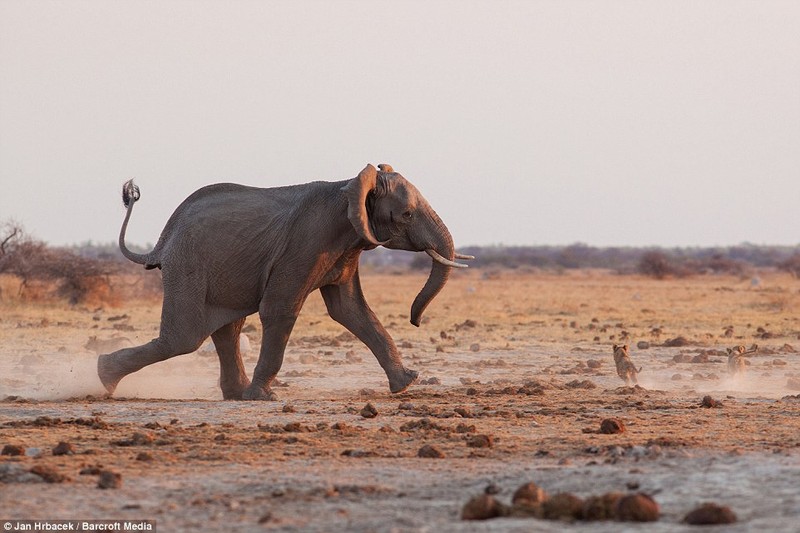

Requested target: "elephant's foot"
[
  {"left": 389, "top": 368, "right": 419, "bottom": 394},
  {"left": 97, "top": 353, "right": 124, "bottom": 396},
  {"left": 242, "top": 383, "right": 279, "bottom": 401},
  {"left": 220, "top": 377, "right": 251, "bottom": 400}
]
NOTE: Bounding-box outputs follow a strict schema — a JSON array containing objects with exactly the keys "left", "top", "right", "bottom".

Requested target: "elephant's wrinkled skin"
[{"left": 98, "top": 164, "right": 471, "bottom": 400}]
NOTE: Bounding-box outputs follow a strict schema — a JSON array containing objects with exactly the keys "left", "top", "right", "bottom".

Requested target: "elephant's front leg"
[
  {"left": 320, "top": 276, "right": 418, "bottom": 393},
  {"left": 242, "top": 313, "right": 298, "bottom": 401}
]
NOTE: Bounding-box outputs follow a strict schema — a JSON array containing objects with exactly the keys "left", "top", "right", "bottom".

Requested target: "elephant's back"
[{"left": 154, "top": 183, "right": 293, "bottom": 265}]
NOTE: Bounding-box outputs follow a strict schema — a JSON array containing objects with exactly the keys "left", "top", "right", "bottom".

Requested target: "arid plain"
[{"left": 1, "top": 269, "right": 799, "bottom": 531}]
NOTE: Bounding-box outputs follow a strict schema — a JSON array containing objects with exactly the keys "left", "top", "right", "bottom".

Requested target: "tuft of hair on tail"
[{"left": 122, "top": 179, "right": 141, "bottom": 208}]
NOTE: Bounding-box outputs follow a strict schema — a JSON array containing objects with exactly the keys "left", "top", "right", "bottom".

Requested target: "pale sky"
[{"left": 1, "top": 0, "right": 798, "bottom": 248}]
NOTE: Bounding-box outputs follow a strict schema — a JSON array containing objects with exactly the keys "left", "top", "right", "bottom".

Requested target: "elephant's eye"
[{"left": 402, "top": 210, "right": 412, "bottom": 220}]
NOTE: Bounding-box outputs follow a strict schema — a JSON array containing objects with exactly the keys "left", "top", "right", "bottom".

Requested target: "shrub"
[{"left": 637, "top": 251, "right": 673, "bottom": 279}]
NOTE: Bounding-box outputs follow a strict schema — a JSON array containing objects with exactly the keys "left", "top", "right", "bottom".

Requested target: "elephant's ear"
[{"left": 342, "top": 164, "right": 386, "bottom": 246}]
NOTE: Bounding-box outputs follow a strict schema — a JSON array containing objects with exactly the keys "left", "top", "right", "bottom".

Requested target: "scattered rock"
[
  {"left": 541, "top": 492, "right": 584, "bottom": 521},
  {"left": 565, "top": 379, "right": 596, "bottom": 389},
  {"left": 673, "top": 353, "right": 693, "bottom": 363},
  {"left": 112, "top": 432, "right": 154, "bottom": 446},
  {"left": 636, "top": 341, "right": 650, "bottom": 350},
  {"left": 586, "top": 359, "right": 602, "bottom": 369},
  {"left": 135, "top": 452, "right": 154, "bottom": 462},
  {"left": 52, "top": 441, "right": 74, "bottom": 456},
  {"left": 30, "top": 465, "right": 68, "bottom": 483},
  {"left": 469, "top": 343, "right": 481, "bottom": 352},
  {"left": 1, "top": 444, "right": 25, "bottom": 456},
  {"left": 360, "top": 403, "right": 379, "bottom": 419},
  {"left": 341, "top": 449, "right": 377, "bottom": 458},
  {"left": 582, "top": 492, "right": 624, "bottom": 521},
  {"left": 786, "top": 378, "right": 800, "bottom": 391},
  {"left": 512, "top": 482, "right": 548, "bottom": 506},
  {"left": 671, "top": 374, "right": 683, "bottom": 381},
  {"left": 484, "top": 482, "right": 501, "bottom": 495},
  {"left": 461, "top": 494, "right": 506, "bottom": 520},
  {"left": 664, "top": 336, "right": 690, "bottom": 347},
  {"left": 466, "top": 434, "right": 493, "bottom": 448},
  {"left": 600, "top": 418, "right": 625, "bottom": 434},
  {"left": 456, "top": 319, "right": 478, "bottom": 331},
  {"left": 615, "top": 493, "right": 659, "bottom": 522},
  {"left": 417, "top": 444, "right": 445, "bottom": 458},
  {"left": 0, "top": 463, "right": 43, "bottom": 483},
  {"left": 700, "top": 395, "right": 722, "bottom": 408},
  {"left": 97, "top": 470, "right": 122, "bottom": 489},
  {"left": 683, "top": 503, "right": 737, "bottom": 525}
]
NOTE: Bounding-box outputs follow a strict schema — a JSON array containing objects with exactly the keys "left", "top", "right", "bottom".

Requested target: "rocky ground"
[{"left": 1, "top": 270, "right": 799, "bottom": 531}]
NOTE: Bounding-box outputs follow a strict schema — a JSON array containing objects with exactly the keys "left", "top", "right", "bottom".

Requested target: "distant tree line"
[
  {"left": 404, "top": 243, "right": 800, "bottom": 278},
  {"left": 1, "top": 218, "right": 799, "bottom": 306}
]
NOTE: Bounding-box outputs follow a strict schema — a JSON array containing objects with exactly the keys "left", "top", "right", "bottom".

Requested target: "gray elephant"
[{"left": 98, "top": 164, "right": 472, "bottom": 400}]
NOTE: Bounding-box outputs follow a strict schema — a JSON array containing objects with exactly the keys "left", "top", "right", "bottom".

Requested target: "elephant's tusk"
[
  {"left": 454, "top": 253, "right": 475, "bottom": 260},
  {"left": 426, "top": 249, "right": 469, "bottom": 268}
]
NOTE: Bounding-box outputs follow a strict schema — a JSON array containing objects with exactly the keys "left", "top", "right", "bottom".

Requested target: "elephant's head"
[{"left": 342, "top": 164, "right": 472, "bottom": 327}]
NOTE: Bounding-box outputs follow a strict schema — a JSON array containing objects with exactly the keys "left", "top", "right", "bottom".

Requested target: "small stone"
[
  {"left": 615, "top": 493, "right": 659, "bottom": 522},
  {"left": 29, "top": 465, "right": 68, "bottom": 483},
  {"left": 113, "top": 432, "right": 154, "bottom": 446},
  {"left": 360, "top": 403, "right": 379, "bottom": 418},
  {"left": 97, "top": 470, "right": 122, "bottom": 489},
  {"left": 586, "top": 359, "right": 602, "bottom": 369},
  {"left": 701, "top": 395, "right": 722, "bottom": 408},
  {"left": 1, "top": 444, "right": 25, "bottom": 456},
  {"left": 683, "top": 503, "right": 737, "bottom": 525},
  {"left": 664, "top": 336, "right": 690, "bottom": 347},
  {"left": 0, "top": 463, "right": 43, "bottom": 483},
  {"left": 512, "top": 482, "right": 548, "bottom": 506},
  {"left": 282, "top": 404, "right": 296, "bottom": 413},
  {"left": 466, "top": 434, "right": 493, "bottom": 448},
  {"left": 417, "top": 444, "right": 445, "bottom": 458},
  {"left": 52, "top": 442, "right": 75, "bottom": 456},
  {"left": 461, "top": 494, "right": 506, "bottom": 520},
  {"left": 541, "top": 492, "right": 584, "bottom": 521},
  {"left": 484, "top": 483, "right": 501, "bottom": 495},
  {"left": 582, "top": 492, "right": 624, "bottom": 520},
  {"left": 470, "top": 343, "right": 481, "bottom": 352},
  {"left": 135, "top": 452, "right": 154, "bottom": 462},
  {"left": 599, "top": 418, "right": 625, "bottom": 434}
]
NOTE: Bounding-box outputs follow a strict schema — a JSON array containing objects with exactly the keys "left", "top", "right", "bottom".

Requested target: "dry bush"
[
  {"left": 0, "top": 220, "right": 122, "bottom": 305},
  {"left": 779, "top": 254, "right": 800, "bottom": 278},
  {"left": 637, "top": 251, "right": 675, "bottom": 279}
]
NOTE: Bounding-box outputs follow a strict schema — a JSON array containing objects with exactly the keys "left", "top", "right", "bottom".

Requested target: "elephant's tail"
[{"left": 119, "top": 180, "right": 159, "bottom": 269}]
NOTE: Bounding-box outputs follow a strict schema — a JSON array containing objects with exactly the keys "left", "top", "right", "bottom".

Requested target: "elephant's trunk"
[
  {"left": 409, "top": 215, "right": 458, "bottom": 327},
  {"left": 410, "top": 259, "right": 451, "bottom": 327}
]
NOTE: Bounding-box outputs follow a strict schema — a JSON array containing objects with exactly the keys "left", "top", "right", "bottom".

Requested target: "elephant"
[{"left": 97, "top": 163, "right": 472, "bottom": 400}]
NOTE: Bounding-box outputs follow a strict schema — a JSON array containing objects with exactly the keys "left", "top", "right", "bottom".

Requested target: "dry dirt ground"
[{"left": 1, "top": 270, "right": 800, "bottom": 532}]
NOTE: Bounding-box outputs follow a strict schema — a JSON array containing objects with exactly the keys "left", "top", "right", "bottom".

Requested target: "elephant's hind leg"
[
  {"left": 211, "top": 318, "right": 250, "bottom": 400},
  {"left": 98, "top": 269, "right": 212, "bottom": 396},
  {"left": 98, "top": 333, "right": 205, "bottom": 395}
]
